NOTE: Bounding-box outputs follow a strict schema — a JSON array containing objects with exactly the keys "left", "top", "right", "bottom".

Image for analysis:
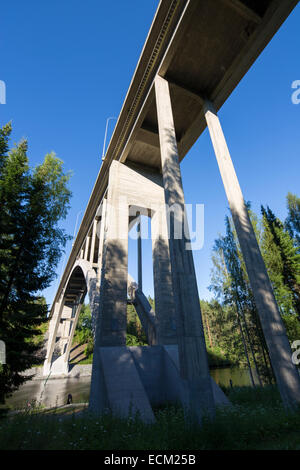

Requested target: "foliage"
[
  {"left": 282, "top": 313, "right": 300, "bottom": 344},
  {"left": 261, "top": 205, "right": 300, "bottom": 317},
  {"left": 126, "top": 302, "right": 147, "bottom": 346},
  {"left": 1, "top": 386, "right": 300, "bottom": 450},
  {"left": 286, "top": 192, "right": 300, "bottom": 247},
  {"left": 208, "top": 195, "right": 300, "bottom": 387},
  {"left": 73, "top": 303, "right": 93, "bottom": 357},
  {"left": 0, "top": 123, "right": 72, "bottom": 402},
  {"left": 71, "top": 300, "right": 148, "bottom": 359},
  {"left": 209, "top": 212, "right": 272, "bottom": 384}
]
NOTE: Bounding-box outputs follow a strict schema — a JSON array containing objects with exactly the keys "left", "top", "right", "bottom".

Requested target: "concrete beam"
[
  {"left": 168, "top": 78, "right": 205, "bottom": 104},
  {"left": 136, "top": 126, "right": 160, "bottom": 148},
  {"left": 221, "top": 0, "right": 262, "bottom": 25}
]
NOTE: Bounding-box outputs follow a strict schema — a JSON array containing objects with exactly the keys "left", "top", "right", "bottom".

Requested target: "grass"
[{"left": 0, "top": 385, "right": 299, "bottom": 450}]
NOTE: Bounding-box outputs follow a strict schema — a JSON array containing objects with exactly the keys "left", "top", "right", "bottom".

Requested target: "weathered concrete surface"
[
  {"left": 163, "top": 345, "right": 230, "bottom": 408},
  {"left": 98, "top": 347, "right": 155, "bottom": 423},
  {"left": 89, "top": 345, "right": 230, "bottom": 420}
]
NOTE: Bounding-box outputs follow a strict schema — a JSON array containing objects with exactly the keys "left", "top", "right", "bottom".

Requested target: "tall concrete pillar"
[
  {"left": 59, "top": 303, "right": 73, "bottom": 355},
  {"left": 137, "top": 216, "right": 143, "bottom": 291},
  {"left": 84, "top": 237, "right": 90, "bottom": 261},
  {"left": 96, "top": 163, "right": 129, "bottom": 347},
  {"left": 43, "top": 295, "right": 65, "bottom": 375},
  {"left": 97, "top": 199, "right": 107, "bottom": 288},
  {"left": 151, "top": 207, "right": 177, "bottom": 345},
  {"left": 89, "top": 219, "right": 98, "bottom": 264},
  {"left": 63, "top": 292, "right": 86, "bottom": 363},
  {"left": 155, "top": 75, "right": 215, "bottom": 421},
  {"left": 46, "top": 298, "right": 65, "bottom": 360},
  {"left": 204, "top": 100, "right": 300, "bottom": 409}
]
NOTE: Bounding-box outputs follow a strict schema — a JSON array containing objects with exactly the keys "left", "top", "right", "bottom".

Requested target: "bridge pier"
[
  {"left": 92, "top": 159, "right": 178, "bottom": 351},
  {"left": 154, "top": 75, "right": 215, "bottom": 422},
  {"left": 89, "top": 159, "right": 181, "bottom": 417},
  {"left": 204, "top": 100, "right": 300, "bottom": 409}
]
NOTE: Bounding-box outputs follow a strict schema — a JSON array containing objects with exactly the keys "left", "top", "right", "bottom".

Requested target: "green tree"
[
  {"left": 126, "top": 302, "right": 147, "bottom": 346},
  {"left": 261, "top": 205, "right": 300, "bottom": 318},
  {"left": 210, "top": 211, "right": 273, "bottom": 384},
  {"left": 286, "top": 192, "right": 300, "bottom": 248},
  {"left": 0, "top": 123, "right": 72, "bottom": 402},
  {"left": 73, "top": 303, "right": 94, "bottom": 357}
]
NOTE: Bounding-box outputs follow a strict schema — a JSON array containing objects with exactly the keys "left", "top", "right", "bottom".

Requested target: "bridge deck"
[{"left": 52, "top": 0, "right": 298, "bottom": 310}]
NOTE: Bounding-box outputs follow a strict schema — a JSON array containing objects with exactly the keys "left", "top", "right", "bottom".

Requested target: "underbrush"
[{"left": 0, "top": 386, "right": 299, "bottom": 450}]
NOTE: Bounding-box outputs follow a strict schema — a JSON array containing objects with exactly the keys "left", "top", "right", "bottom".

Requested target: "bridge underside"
[{"left": 120, "top": 0, "right": 297, "bottom": 171}]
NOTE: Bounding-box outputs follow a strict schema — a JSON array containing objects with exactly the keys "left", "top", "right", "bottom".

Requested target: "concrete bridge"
[{"left": 44, "top": 0, "right": 300, "bottom": 422}]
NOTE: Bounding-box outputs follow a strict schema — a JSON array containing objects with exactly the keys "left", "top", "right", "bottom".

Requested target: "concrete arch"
[{"left": 43, "top": 259, "right": 99, "bottom": 376}]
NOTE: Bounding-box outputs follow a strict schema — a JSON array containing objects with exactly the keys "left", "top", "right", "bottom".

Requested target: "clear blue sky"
[{"left": 1, "top": 1, "right": 299, "bottom": 308}]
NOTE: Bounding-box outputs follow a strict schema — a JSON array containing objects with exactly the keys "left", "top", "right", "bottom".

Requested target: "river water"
[{"left": 4, "top": 366, "right": 259, "bottom": 410}]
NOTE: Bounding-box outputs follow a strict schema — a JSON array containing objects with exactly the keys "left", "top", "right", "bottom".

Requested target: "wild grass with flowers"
[{"left": 0, "top": 385, "right": 300, "bottom": 450}]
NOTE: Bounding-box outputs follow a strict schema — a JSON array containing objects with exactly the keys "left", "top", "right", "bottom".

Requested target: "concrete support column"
[
  {"left": 95, "top": 164, "right": 129, "bottom": 347},
  {"left": 155, "top": 75, "right": 215, "bottom": 421},
  {"left": 89, "top": 219, "right": 98, "bottom": 264},
  {"left": 44, "top": 295, "right": 65, "bottom": 371},
  {"left": 84, "top": 237, "right": 90, "bottom": 261},
  {"left": 151, "top": 208, "right": 177, "bottom": 345},
  {"left": 97, "top": 199, "right": 107, "bottom": 288},
  {"left": 137, "top": 216, "right": 143, "bottom": 291},
  {"left": 204, "top": 100, "right": 300, "bottom": 409},
  {"left": 64, "top": 292, "right": 86, "bottom": 363},
  {"left": 59, "top": 303, "right": 73, "bottom": 355}
]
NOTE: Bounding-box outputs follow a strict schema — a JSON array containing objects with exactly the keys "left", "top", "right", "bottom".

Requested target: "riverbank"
[
  {"left": 22, "top": 364, "right": 92, "bottom": 381},
  {"left": 3, "top": 363, "right": 257, "bottom": 411},
  {"left": 0, "top": 386, "right": 299, "bottom": 450}
]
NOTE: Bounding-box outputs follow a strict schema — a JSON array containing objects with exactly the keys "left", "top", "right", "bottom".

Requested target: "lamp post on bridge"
[{"left": 101, "top": 117, "right": 117, "bottom": 161}]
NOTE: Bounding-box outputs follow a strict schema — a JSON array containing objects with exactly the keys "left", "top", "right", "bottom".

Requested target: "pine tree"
[
  {"left": 0, "top": 123, "right": 72, "bottom": 402},
  {"left": 261, "top": 205, "right": 300, "bottom": 318},
  {"left": 286, "top": 192, "right": 300, "bottom": 248}
]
